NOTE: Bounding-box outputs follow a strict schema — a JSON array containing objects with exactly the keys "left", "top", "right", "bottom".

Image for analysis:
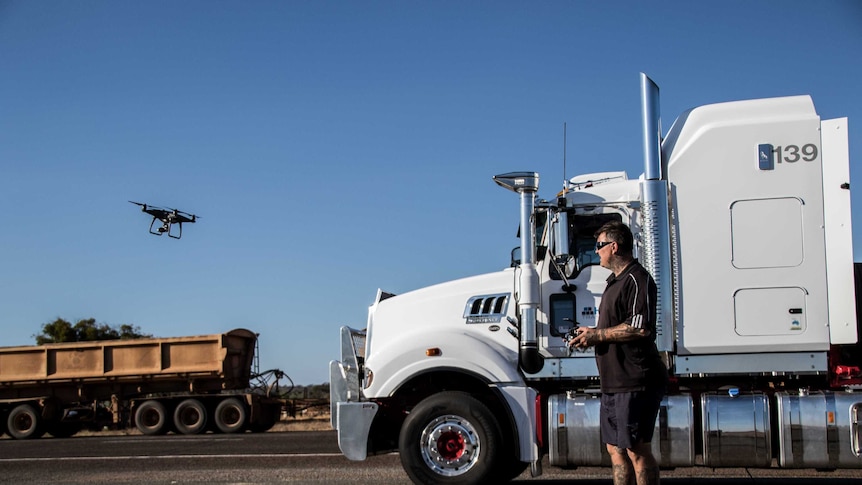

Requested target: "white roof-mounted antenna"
[{"left": 562, "top": 122, "right": 568, "bottom": 194}]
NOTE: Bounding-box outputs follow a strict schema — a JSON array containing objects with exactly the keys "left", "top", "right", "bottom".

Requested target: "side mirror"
[
  {"left": 510, "top": 247, "right": 521, "bottom": 268},
  {"left": 553, "top": 211, "right": 570, "bottom": 259}
]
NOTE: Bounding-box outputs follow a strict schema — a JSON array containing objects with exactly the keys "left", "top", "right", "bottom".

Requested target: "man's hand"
[
  {"left": 569, "top": 327, "right": 599, "bottom": 349},
  {"left": 567, "top": 323, "right": 650, "bottom": 350}
]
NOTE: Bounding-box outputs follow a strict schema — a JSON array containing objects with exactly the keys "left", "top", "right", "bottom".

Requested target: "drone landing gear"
[{"left": 148, "top": 218, "right": 183, "bottom": 239}]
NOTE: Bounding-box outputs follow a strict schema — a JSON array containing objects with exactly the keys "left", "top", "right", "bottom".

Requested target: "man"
[{"left": 569, "top": 220, "right": 668, "bottom": 485}]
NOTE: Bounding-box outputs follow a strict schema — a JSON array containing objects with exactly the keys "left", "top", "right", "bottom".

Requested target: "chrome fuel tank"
[
  {"left": 701, "top": 392, "right": 772, "bottom": 467},
  {"left": 548, "top": 393, "right": 694, "bottom": 467},
  {"left": 776, "top": 391, "right": 862, "bottom": 468}
]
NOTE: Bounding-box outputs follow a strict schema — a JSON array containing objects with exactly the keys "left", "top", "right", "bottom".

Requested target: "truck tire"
[
  {"left": 135, "top": 400, "right": 168, "bottom": 435},
  {"left": 173, "top": 399, "right": 207, "bottom": 435},
  {"left": 7, "top": 404, "right": 44, "bottom": 440},
  {"left": 399, "top": 391, "right": 505, "bottom": 484},
  {"left": 214, "top": 398, "right": 246, "bottom": 433}
]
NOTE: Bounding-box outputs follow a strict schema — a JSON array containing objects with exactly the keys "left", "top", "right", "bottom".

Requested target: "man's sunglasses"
[{"left": 595, "top": 241, "right": 614, "bottom": 250}]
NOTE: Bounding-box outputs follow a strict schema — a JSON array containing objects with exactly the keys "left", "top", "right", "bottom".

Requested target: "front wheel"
[{"left": 398, "top": 391, "right": 506, "bottom": 484}]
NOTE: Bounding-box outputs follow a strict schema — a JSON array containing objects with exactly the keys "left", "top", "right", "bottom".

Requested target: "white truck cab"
[{"left": 331, "top": 74, "right": 860, "bottom": 484}]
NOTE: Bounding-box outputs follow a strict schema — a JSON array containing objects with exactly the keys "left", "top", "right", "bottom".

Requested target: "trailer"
[
  {"left": 0, "top": 328, "right": 284, "bottom": 439},
  {"left": 330, "top": 74, "right": 862, "bottom": 483}
]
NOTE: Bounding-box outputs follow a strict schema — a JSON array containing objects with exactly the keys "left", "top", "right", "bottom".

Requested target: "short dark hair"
[{"left": 595, "top": 220, "right": 633, "bottom": 255}]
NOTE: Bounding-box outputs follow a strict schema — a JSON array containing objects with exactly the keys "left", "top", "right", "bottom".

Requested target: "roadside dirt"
[{"left": 272, "top": 416, "right": 331, "bottom": 432}]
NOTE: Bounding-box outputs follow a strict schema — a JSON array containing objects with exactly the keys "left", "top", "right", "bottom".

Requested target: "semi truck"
[
  {"left": 330, "top": 73, "right": 862, "bottom": 483},
  {"left": 0, "top": 328, "right": 284, "bottom": 439}
]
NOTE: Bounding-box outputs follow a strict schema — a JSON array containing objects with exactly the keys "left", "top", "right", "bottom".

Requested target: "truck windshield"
[{"left": 509, "top": 210, "right": 548, "bottom": 267}]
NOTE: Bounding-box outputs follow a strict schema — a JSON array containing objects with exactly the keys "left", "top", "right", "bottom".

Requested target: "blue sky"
[{"left": 1, "top": 1, "right": 860, "bottom": 385}]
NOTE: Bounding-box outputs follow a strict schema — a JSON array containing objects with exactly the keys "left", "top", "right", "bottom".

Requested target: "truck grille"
[{"left": 351, "top": 331, "right": 366, "bottom": 360}]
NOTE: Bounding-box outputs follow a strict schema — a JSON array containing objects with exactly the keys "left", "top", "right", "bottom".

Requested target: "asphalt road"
[{"left": 1, "top": 430, "right": 862, "bottom": 484}]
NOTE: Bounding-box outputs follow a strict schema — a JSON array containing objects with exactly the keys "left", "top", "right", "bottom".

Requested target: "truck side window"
[{"left": 550, "top": 213, "right": 623, "bottom": 279}]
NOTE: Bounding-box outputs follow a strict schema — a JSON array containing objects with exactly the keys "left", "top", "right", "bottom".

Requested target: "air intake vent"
[{"left": 464, "top": 293, "right": 510, "bottom": 324}]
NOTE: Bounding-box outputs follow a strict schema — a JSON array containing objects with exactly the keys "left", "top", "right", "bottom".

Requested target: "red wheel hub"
[
  {"left": 437, "top": 431, "right": 466, "bottom": 460},
  {"left": 420, "top": 414, "right": 481, "bottom": 476}
]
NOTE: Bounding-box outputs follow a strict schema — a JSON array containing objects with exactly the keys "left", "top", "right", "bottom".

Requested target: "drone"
[{"left": 129, "top": 201, "right": 199, "bottom": 239}]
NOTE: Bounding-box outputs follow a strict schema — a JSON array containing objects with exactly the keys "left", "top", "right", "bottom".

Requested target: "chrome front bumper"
[{"left": 329, "top": 326, "right": 377, "bottom": 461}]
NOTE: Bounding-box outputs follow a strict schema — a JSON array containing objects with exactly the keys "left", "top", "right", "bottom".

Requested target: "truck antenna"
[{"left": 562, "top": 122, "right": 568, "bottom": 194}]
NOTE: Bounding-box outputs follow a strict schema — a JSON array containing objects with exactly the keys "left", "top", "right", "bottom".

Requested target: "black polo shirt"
[{"left": 595, "top": 260, "right": 667, "bottom": 393}]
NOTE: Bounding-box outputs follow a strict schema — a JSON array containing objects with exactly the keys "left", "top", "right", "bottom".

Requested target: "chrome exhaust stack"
[
  {"left": 639, "top": 73, "right": 675, "bottom": 353},
  {"left": 493, "top": 172, "right": 544, "bottom": 374}
]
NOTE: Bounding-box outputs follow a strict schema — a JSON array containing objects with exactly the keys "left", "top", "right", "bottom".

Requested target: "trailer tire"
[
  {"left": 214, "top": 398, "right": 246, "bottom": 434},
  {"left": 399, "top": 391, "right": 505, "bottom": 484},
  {"left": 135, "top": 400, "right": 169, "bottom": 435},
  {"left": 7, "top": 404, "right": 44, "bottom": 440},
  {"left": 173, "top": 399, "right": 207, "bottom": 435}
]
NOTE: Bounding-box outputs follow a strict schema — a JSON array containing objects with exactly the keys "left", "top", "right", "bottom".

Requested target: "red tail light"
[{"left": 535, "top": 394, "right": 543, "bottom": 448}]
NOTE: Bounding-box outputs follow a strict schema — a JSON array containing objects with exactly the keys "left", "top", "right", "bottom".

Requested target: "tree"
[{"left": 35, "top": 318, "right": 151, "bottom": 344}]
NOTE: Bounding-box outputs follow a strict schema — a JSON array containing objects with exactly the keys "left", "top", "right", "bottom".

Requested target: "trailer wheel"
[
  {"left": 214, "top": 398, "right": 246, "bottom": 433},
  {"left": 173, "top": 399, "right": 207, "bottom": 435},
  {"left": 7, "top": 404, "right": 44, "bottom": 440},
  {"left": 135, "top": 400, "right": 168, "bottom": 435},
  {"left": 399, "top": 391, "right": 505, "bottom": 484}
]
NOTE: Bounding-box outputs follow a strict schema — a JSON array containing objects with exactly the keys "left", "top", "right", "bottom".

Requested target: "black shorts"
[{"left": 600, "top": 389, "right": 663, "bottom": 450}]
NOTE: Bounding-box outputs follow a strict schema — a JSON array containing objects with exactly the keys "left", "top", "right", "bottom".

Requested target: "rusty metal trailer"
[{"left": 0, "top": 328, "right": 284, "bottom": 439}]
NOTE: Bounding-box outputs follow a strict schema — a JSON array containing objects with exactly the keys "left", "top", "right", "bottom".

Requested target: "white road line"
[
  {"left": 101, "top": 438, "right": 243, "bottom": 443},
  {"left": 0, "top": 453, "right": 345, "bottom": 462}
]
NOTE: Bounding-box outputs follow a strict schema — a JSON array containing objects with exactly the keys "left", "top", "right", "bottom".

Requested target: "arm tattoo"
[{"left": 589, "top": 323, "right": 649, "bottom": 345}]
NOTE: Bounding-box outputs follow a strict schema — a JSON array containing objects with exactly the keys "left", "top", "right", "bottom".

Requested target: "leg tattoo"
[
  {"left": 612, "top": 463, "right": 632, "bottom": 485},
  {"left": 635, "top": 465, "right": 660, "bottom": 485}
]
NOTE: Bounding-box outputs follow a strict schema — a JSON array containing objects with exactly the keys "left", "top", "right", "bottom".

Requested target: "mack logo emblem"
[{"left": 467, "top": 316, "right": 502, "bottom": 324}]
